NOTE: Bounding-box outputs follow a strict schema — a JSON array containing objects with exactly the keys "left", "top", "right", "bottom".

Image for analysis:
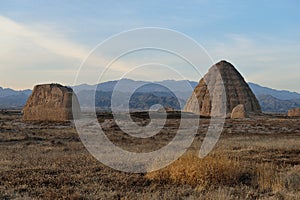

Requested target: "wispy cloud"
[
  {"left": 0, "top": 15, "right": 93, "bottom": 76},
  {"left": 1, "top": 14, "right": 299, "bottom": 92},
  {"left": 0, "top": 16, "right": 135, "bottom": 88},
  {"left": 0, "top": 16, "right": 91, "bottom": 61},
  {"left": 208, "top": 34, "right": 300, "bottom": 92}
]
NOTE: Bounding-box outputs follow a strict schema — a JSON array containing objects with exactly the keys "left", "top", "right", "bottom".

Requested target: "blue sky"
[{"left": 0, "top": 0, "right": 299, "bottom": 92}]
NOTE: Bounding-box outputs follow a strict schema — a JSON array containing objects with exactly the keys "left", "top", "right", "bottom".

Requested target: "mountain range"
[
  {"left": 0, "top": 87, "right": 32, "bottom": 109},
  {"left": 0, "top": 80, "right": 299, "bottom": 113},
  {"left": 248, "top": 83, "right": 300, "bottom": 100}
]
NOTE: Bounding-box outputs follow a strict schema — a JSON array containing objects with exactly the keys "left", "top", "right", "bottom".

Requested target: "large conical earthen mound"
[{"left": 184, "top": 60, "right": 261, "bottom": 117}]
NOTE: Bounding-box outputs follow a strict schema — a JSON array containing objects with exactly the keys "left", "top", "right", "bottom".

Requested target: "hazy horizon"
[{"left": 2, "top": 77, "right": 300, "bottom": 96}]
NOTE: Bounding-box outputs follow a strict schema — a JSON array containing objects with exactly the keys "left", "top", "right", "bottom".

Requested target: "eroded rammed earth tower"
[
  {"left": 184, "top": 60, "right": 261, "bottom": 116},
  {"left": 23, "top": 84, "right": 81, "bottom": 121}
]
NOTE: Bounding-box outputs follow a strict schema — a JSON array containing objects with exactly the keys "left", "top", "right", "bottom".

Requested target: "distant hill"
[
  {"left": 73, "top": 79, "right": 196, "bottom": 109},
  {"left": 0, "top": 80, "right": 299, "bottom": 113},
  {"left": 0, "top": 87, "right": 31, "bottom": 109},
  {"left": 257, "top": 94, "right": 300, "bottom": 113},
  {"left": 75, "top": 81, "right": 188, "bottom": 111},
  {"left": 249, "top": 82, "right": 300, "bottom": 100},
  {"left": 0, "top": 87, "right": 31, "bottom": 98},
  {"left": 248, "top": 83, "right": 300, "bottom": 113},
  {"left": 73, "top": 79, "right": 197, "bottom": 93},
  {"left": 84, "top": 91, "right": 183, "bottom": 111}
]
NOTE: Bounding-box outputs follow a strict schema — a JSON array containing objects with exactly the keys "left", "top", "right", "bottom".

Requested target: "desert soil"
[{"left": 0, "top": 111, "right": 300, "bottom": 199}]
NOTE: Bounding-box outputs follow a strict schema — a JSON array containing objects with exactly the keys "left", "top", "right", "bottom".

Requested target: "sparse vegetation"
[
  {"left": 147, "top": 152, "right": 254, "bottom": 189},
  {"left": 0, "top": 112, "right": 300, "bottom": 199},
  {"left": 146, "top": 150, "right": 300, "bottom": 193}
]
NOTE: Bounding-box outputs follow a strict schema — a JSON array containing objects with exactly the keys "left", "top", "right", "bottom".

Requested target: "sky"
[{"left": 0, "top": 0, "right": 299, "bottom": 92}]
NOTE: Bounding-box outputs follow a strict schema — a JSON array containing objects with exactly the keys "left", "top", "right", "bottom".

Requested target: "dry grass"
[
  {"left": 146, "top": 149, "right": 300, "bottom": 198},
  {"left": 147, "top": 152, "right": 250, "bottom": 190},
  {"left": 146, "top": 151, "right": 289, "bottom": 192},
  {"left": 1, "top": 112, "right": 300, "bottom": 199}
]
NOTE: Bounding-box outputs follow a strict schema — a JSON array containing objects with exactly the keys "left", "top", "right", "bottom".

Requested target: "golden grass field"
[{"left": 0, "top": 112, "right": 300, "bottom": 199}]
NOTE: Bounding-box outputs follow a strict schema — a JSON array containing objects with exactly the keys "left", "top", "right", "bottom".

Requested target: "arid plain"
[{"left": 1, "top": 111, "right": 299, "bottom": 200}]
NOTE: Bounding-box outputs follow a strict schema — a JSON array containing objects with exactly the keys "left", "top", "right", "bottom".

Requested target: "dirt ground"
[{"left": 0, "top": 111, "right": 300, "bottom": 199}]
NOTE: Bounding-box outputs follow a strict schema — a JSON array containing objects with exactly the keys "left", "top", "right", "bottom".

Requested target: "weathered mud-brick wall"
[
  {"left": 184, "top": 60, "right": 261, "bottom": 117},
  {"left": 23, "top": 84, "right": 81, "bottom": 121},
  {"left": 288, "top": 108, "right": 300, "bottom": 117}
]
